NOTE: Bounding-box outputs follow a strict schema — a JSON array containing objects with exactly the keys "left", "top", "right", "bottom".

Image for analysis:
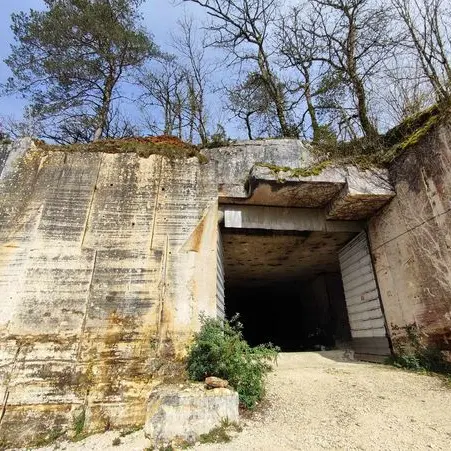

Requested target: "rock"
[
  {"left": 205, "top": 376, "right": 229, "bottom": 389},
  {"left": 144, "top": 383, "right": 239, "bottom": 446}
]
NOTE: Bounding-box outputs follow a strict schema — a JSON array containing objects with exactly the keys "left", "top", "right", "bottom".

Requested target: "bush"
[
  {"left": 391, "top": 323, "right": 451, "bottom": 375},
  {"left": 187, "top": 315, "right": 279, "bottom": 409}
]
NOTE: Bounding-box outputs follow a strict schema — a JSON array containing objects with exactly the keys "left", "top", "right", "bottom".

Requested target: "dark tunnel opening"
[
  {"left": 222, "top": 228, "right": 353, "bottom": 351},
  {"left": 225, "top": 276, "right": 351, "bottom": 351}
]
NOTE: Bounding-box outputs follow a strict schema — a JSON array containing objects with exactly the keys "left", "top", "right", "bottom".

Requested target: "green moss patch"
[
  {"left": 255, "top": 160, "right": 333, "bottom": 179},
  {"left": 311, "top": 102, "right": 448, "bottom": 169},
  {"left": 35, "top": 136, "right": 209, "bottom": 164},
  {"left": 199, "top": 419, "right": 242, "bottom": 444}
]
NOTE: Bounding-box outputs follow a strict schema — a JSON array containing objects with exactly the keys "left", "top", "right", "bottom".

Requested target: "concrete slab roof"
[{"left": 204, "top": 139, "right": 395, "bottom": 220}]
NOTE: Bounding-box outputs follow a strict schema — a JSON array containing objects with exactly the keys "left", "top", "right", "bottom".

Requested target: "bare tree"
[
  {"left": 393, "top": 0, "right": 451, "bottom": 102},
  {"left": 278, "top": 6, "right": 324, "bottom": 141},
  {"left": 227, "top": 71, "right": 278, "bottom": 139},
  {"left": 172, "top": 16, "right": 211, "bottom": 144},
  {"left": 2, "top": 103, "right": 139, "bottom": 144},
  {"left": 182, "top": 0, "right": 296, "bottom": 137},
  {"left": 300, "top": 0, "right": 397, "bottom": 138},
  {"left": 137, "top": 57, "right": 187, "bottom": 137},
  {"left": 381, "top": 61, "right": 434, "bottom": 124}
]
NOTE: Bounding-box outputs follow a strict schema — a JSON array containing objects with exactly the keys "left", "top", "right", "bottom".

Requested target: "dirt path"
[
  {"left": 35, "top": 351, "right": 451, "bottom": 451},
  {"left": 195, "top": 351, "right": 451, "bottom": 450}
]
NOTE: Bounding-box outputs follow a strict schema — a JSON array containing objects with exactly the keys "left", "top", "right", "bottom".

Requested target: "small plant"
[
  {"left": 199, "top": 419, "right": 242, "bottom": 444},
  {"left": 203, "top": 124, "right": 232, "bottom": 149},
  {"left": 31, "top": 429, "right": 64, "bottom": 448},
  {"left": 390, "top": 323, "right": 451, "bottom": 376},
  {"left": 73, "top": 409, "right": 86, "bottom": 437},
  {"left": 112, "top": 437, "right": 121, "bottom": 446},
  {"left": 199, "top": 425, "right": 231, "bottom": 444},
  {"left": 187, "top": 315, "right": 279, "bottom": 409}
]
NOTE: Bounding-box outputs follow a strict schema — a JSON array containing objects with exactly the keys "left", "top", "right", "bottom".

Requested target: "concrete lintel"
[
  {"left": 220, "top": 205, "right": 364, "bottom": 233},
  {"left": 327, "top": 167, "right": 395, "bottom": 220}
]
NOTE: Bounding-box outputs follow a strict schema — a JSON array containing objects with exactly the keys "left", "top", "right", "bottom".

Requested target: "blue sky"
[{"left": 0, "top": 0, "right": 228, "bottom": 136}]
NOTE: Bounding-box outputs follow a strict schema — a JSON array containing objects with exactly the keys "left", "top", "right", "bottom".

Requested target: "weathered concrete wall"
[
  {"left": 203, "top": 139, "right": 313, "bottom": 199},
  {"left": 369, "top": 123, "right": 451, "bottom": 352},
  {"left": 0, "top": 142, "right": 218, "bottom": 446},
  {"left": 204, "top": 140, "right": 394, "bottom": 219}
]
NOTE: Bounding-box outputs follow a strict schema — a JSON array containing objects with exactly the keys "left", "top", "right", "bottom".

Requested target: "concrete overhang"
[
  {"left": 204, "top": 139, "right": 395, "bottom": 220},
  {"left": 220, "top": 164, "right": 395, "bottom": 221}
]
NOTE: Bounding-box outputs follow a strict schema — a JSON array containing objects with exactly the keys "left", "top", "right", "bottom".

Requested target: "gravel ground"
[{"left": 33, "top": 351, "right": 451, "bottom": 451}]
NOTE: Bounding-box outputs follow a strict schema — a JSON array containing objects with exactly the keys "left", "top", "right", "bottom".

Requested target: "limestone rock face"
[
  {"left": 144, "top": 384, "right": 239, "bottom": 445},
  {"left": 0, "top": 140, "right": 219, "bottom": 447}
]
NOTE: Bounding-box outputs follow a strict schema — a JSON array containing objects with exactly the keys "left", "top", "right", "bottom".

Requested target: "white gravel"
[{"left": 33, "top": 351, "right": 451, "bottom": 451}]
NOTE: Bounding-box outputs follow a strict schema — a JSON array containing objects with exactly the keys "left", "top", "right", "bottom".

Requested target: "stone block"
[{"left": 144, "top": 383, "right": 239, "bottom": 445}]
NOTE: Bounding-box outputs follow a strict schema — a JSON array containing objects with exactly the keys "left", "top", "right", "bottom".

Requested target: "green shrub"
[
  {"left": 187, "top": 315, "right": 279, "bottom": 409},
  {"left": 391, "top": 323, "right": 451, "bottom": 375},
  {"left": 392, "top": 353, "right": 423, "bottom": 371}
]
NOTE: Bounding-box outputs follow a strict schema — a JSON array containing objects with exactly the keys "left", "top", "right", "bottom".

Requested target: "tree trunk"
[
  {"left": 164, "top": 98, "right": 171, "bottom": 135},
  {"left": 346, "top": 19, "right": 378, "bottom": 138},
  {"left": 93, "top": 72, "right": 115, "bottom": 141},
  {"left": 197, "top": 101, "right": 208, "bottom": 145},
  {"left": 257, "top": 48, "right": 293, "bottom": 138},
  {"left": 245, "top": 112, "right": 253, "bottom": 140},
  {"left": 352, "top": 75, "right": 378, "bottom": 138},
  {"left": 303, "top": 68, "right": 320, "bottom": 142}
]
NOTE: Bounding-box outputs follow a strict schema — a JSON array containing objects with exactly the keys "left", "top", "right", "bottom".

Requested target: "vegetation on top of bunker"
[
  {"left": 15, "top": 101, "right": 448, "bottom": 180},
  {"left": 33, "top": 135, "right": 209, "bottom": 163},
  {"left": 255, "top": 159, "right": 333, "bottom": 179},
  {"left": 199, "top": 124, "right": 234, "bottom": 149},
  {"left": 187, "top": 315, "right": 279, "bottom": 409},
  {"left": 255, "top": 102, "right": 449, "bottom": 179},
  {"left": 315, "top": 103, "right": 447, "bottom": 164},
  {"left": 388, "top": 323, "right": 451, "bottom": 383}
]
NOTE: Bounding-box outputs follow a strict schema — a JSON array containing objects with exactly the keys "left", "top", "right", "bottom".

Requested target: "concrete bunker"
[
  {"left": 2, "top": 130, "right": 451, "bottom": 447},
  {"left": 204, "top": 141, "right": 398, "bottom": 360},
  {"left": 221, "top": 227, "right": 354, "bottom": 351},
  {"left": 216, "top": 201, "right": 393, "bottom": 360}
]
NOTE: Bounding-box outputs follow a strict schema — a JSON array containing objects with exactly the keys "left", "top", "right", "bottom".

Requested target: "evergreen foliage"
[{"left": 4, "top": 0, "right": 158, "bottom": 142}]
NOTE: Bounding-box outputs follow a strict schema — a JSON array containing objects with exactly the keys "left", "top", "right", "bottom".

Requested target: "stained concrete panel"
[
  {"left": 222, "top": 205, "right": 363, "bottom": 233},
  {"left": 7, "top": 247, "right": 97, "bottom": 336},
  {"left": 82, "top": 153, "right": 161, "bottom": 250},
  {"left": 369, "top": 124, "right": 451, "bottom": 352},
  {"left": 203, "top": 139, "right": 313, "bottom": 199},
  {"left": 0, "top": 143, "right": 219, "bottom": 447}
]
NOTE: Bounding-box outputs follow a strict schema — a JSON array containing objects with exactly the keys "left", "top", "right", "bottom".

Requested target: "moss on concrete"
[
  {"left": 378, "top": 111, "right": 440, "bottom": 164},
  {"left": 35, "top": 136, "right": 209, "bottom": 164},
  {"left": 256, "top": 160, "right": 332, "bottom": 179},
  {"left": 311, "top": 103, "right": 447, "bottom": 168}
]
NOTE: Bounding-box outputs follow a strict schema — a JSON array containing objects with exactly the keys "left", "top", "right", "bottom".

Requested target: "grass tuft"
[
  {"left": 34, "top": 135, "right": 209, "bottom": 164},
  {"left": 199, "top": 419, "right": 242, "bottom": 444}
]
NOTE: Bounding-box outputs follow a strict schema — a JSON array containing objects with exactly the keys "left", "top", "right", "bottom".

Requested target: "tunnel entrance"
[{"left": 221, "top": 228, "right": 355, "bottom": 351}]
